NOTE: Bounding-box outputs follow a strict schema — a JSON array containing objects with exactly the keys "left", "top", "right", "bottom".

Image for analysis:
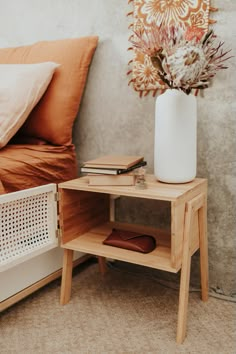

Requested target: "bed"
[{"left": 0, "top": 36, "right": 98, "bottom": 311}]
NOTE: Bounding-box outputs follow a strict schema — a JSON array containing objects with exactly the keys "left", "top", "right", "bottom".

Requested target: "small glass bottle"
[{"left": 135, "top": 166, "right": 147, "bottom": 189}]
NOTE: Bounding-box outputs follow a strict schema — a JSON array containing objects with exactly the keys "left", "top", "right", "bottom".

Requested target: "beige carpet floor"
[{"left": 0, "top": 260, "right": 235, "bottom": 354}]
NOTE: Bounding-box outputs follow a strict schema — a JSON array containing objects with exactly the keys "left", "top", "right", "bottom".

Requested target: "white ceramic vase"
[{"left": 154, "top": 89, "right": 197, "bottom": 183}]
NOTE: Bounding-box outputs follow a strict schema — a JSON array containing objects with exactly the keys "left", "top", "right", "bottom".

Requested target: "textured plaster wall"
[{"left": 0, "top": 0, "right": 235, "bottom": 295}]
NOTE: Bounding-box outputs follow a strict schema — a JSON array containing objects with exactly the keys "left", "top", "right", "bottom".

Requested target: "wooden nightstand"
[{"left": 58, "top": 175, "right": 208, "bottom": 343}]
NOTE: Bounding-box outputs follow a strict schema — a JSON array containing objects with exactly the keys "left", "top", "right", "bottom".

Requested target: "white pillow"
[{"left": 0, "top": 62, "right": 59, "bottom": 148}]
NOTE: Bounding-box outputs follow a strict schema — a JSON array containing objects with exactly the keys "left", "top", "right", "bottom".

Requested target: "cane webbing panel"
[{"left": 0, "top": 184, "right": 58, "bottom": 271}]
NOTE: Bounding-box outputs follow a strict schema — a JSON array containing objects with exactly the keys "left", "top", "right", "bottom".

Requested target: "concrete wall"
[{"left": 0, "top": 0, "right": 235, "bottom": 295}]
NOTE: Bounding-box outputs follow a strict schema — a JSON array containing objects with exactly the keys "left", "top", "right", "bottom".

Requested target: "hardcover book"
[
  {"left": 83, "top": 155, "right": 144, "bottom": 169},
  {"left": 81, "top": 160, "right": 147, "bottom": 175},
  {"left": 88, "top": 172, "right": 135, "bottom": 186}
]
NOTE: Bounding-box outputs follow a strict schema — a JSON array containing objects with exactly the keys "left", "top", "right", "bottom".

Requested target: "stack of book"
[{"left": 81, "top": 155, "right": 147, "bottom": 186}]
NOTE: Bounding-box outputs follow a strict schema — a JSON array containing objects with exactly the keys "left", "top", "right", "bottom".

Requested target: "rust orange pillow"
[{"left": 0, "top": 37, "right": 98, "bottom": 145}]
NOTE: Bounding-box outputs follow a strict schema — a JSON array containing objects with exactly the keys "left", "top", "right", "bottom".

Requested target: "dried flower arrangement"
[{"left": 129, "top": 24, "right": 232, "bottom": 95}]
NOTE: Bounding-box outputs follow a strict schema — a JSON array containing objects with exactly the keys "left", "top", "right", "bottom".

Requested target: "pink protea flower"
[{"left": 129, "top": 23, "right": 232, "bottom": 94}]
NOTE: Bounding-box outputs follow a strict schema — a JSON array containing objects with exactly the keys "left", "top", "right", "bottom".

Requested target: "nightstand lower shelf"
[{"left": 61, "top": 221, "right": 179, "bottom": 273}]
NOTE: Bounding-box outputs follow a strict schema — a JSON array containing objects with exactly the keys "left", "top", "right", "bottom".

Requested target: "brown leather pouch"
[{"left": 103, "top": 228, "right": 156, "bottom": 253}]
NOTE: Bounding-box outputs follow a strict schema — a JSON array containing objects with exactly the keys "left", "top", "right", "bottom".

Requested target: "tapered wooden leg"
[
  {"left": 176, "top": 202, "right": 193, "bottom": 344},
  {"left": 199, "top": 196, "right": 209, "bottom": 302},
  {"left": 60, "top": 249, "right": 74, "bottom": 305},
  {"left": 176, "top": 193, "right": 206, "bottom": 343},
  {"left": 98, "top": 256, "right": 107, "bottom": 275}
]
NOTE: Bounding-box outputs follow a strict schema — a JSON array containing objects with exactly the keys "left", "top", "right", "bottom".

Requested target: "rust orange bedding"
[{"left": 0, "top": 144, "right": 77, "bottom": 193}]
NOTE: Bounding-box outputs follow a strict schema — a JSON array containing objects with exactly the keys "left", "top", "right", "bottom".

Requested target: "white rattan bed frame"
[{"left": 0, "top": 184, "right": 89, "bottom": 312}]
